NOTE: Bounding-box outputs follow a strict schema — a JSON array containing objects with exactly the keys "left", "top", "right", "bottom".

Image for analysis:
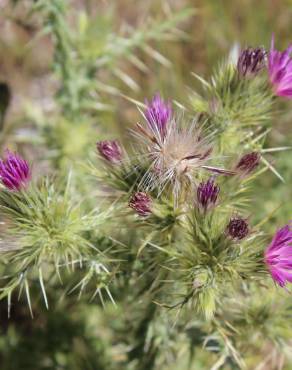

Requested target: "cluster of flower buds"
[
  {"left": 94, "top": 86, "right": 292, "bottom": 290},
  {"left": 196, "top": 151, "right": 260, "bottom": 212}
]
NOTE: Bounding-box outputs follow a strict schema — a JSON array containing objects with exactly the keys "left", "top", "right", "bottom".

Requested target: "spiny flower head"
[
  {"left": 265, "top": 222, "right": 292, "bottom": 287},
  {"left": 197, "top": 177, "right": 220, "bottom": 212},
  {"left": 129, "top": 192, "right": 152, "bottom": 217},
  {"left": 97, "top": 140, "right": 122, "bottom": 163},
  {"left": 237, "top": 47, "right": 266, "bottom": 77},
  {"left": 227, "top": 217, "right": 249, "bottom": 240},
  {"left": 145, "top": 93, "right": 172, "bottom": 137},
  {"left": 236, "top": 152, "right": 260, "bottom": 174},
  {"left": 268, "top": 36, "right": 292, "bottom": 98},
  {"left": 134, "top": 115, "right": 233, "bottom": 201},
  {"left": 0, "top": 150, "right": 31, "bottom": 191}
]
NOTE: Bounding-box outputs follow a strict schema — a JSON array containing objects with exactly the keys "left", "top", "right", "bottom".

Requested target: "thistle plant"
[
  {"left": 190, "top": 43, "right": 277, "bottom": 158},
  {"left": 25, "top": 0, "right": 194, "bottom": 172},
  {"left": 0, "top": 154, "right": 112, "bottom": 316},
  {"left": 0, "top": 2, "right": 292, "bottom": 368},
  {"left": 87, "top": 38, "right": 292, "bottom": 366}
]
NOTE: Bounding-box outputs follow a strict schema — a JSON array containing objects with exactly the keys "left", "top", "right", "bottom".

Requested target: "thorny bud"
[
  {"left": 227, "top": 217, "right": 249, "bottom": 240},
  {"left": 237, "top": 47, "right": 266, "bottom": 77},
  {"left": 97, "top": 140, "right": 122, "bottom": 163},
  {"left": 236, "top": 152, "right": 260, "bottom": 174},
  {"left": 129, "top": 192, "right": 152, "bottom": 217},
  {"left": 197, "top": 177, "right": 220, "bottom": 212}
]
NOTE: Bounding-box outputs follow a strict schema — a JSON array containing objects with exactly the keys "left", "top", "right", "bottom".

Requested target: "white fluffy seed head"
[{"left": 133, "top": 115, "right": 213, "bottom": 201}]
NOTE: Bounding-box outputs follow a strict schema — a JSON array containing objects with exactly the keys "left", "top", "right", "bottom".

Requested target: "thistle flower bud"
[
  {"left": 145, "top": 93, "right": 172, "bottom": 136},
  {"left": 0, "top": 150, "right": 31, "bottom": 191},
  {"left": 227, "top": 217, "right": 249, "bottom": 240},
  {"left": 236, "top": 152, "right": 260, "bottom": 174},
  {"left": 97, "top": 140, "right": 122, "bottom": 163},
  {"left": 237, "top": 47, "right": 266, "bottom": 77},
  {"left": 129, "top": 192, "right": 152, "bottom": 217},
  {"left": 264, "top": 222, "right": 292, "bottom": 287},
  {"left": 197, "top": 177, "right": 219, "bottom": 211}
]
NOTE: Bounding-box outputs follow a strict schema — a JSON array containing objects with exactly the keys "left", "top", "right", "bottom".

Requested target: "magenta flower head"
[
  {"left": 265, "top": 222, "right": 292, "bottom": 287},
  {"left": 97, "top": 140, "right": 122, "bottom": 163},
  {"left": 268, "top": 36, "right": 292, "bottom": 98},
  {"left": 0, "top": 150, "right": 31, "bottom": 191},
  {"left": 227, "top": 217, "right": 249, "bottom": 240},
  {"left": 236, "top": 152, "right": 260, "bottom": 174},
  {"left": 197, "top": 177, "right": 220, "bottom": 212},
  {"left": 129, "top": 192, "right": 152, "bottom": 217},
  {"left": 145, "top": 93, "right": 172, "bottom": 136},
  {"left": 237, "top": 47, "right": 266, "bottom": 77}
]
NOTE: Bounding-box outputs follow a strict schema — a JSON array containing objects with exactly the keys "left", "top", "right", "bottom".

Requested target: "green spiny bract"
[
  {"left": 190, "top": 59, "right": 274, "bottom": 154},
  {"left": 0, "top": 177, "right": 112, "bottom": 315}
]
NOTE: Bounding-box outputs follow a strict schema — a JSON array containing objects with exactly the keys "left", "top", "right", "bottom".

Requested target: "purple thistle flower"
[
  {"left": 197, "top": 177, "right": 220, "bottom": 211},
  {"left": 268, "top": 36, "right": 292, "bottom": 98},
  {"left": 0, "top": 150, "right": 31, "bottom": 191},
  {"left": 227, "top": 217, "right": 249, "bottom": 240},
  {"left": 236, "top": 152, "right": 260, "bottom": 174},
  {"left": 129, "top": 192, "right": 152, "bottom": 217},
  {"left": 265, "top": 222, "right": 292, "bottom": 287},
  {"left": 145, "top": 93, "right": 172, "bottom": 137},
  {"left": 97, "top": 140, "right": 122, "bottom": 163},
  {"left": 237, "top": 47, "right": 266, "bottom": 77}
]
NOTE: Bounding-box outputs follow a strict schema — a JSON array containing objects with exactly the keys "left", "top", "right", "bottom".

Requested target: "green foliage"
[
  {"left": 190, "top": 60, "right": 274, "bottom": 154},
  {"left": 25, "top": 0, "right": 193, "bottom": 174},
  {"left": 0, "top": 177, "right": 112, "bottom": 315},
  {"left": 32, "top": 0, "right": 194, "bottom": 119},
  {"left": 0, "top": 301, "right": 113, "bottom": 370}
]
